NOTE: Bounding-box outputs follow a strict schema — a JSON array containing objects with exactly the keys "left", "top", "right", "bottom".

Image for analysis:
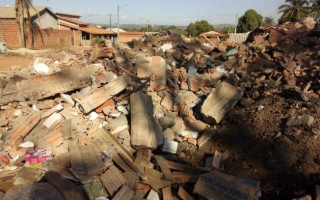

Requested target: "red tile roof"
[
  {"left": 80, "top": 25, "right": 116, "bottom": 35},
  {"left": 55, "top": 12, "right": 81, "bottom": 18},
  {"left": 58, "top": 17, "right": 88, "bottom": 26}
]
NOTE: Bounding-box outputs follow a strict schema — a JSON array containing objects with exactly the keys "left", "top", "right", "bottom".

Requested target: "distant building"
[
  {"left": 109, "top": 27, "right": 126, "bottom": 33},
  {"left": 0, "top": 6, "right": 59, "bottom": 48},
  {"left": 55, "top": 12, "right": 116, "bottom": 46}
]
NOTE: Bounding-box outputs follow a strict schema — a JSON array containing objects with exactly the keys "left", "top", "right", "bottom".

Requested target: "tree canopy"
[
  {"left": 264, "top": 17, "right": 275, "bottom": 26},
  {"left": 278, "top": 0, "right": 309, "bottom": 23},
  {"left": 310, "top": 0, "right": 320, "bottom": 20},
  {"left": 236, "top": 9, "right": 263, "bottom": 33},
  {"left": 186, "top": 20, "right": 214, "bottom": 36}
]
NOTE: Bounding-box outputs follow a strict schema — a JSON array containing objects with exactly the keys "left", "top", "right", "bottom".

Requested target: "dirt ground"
[
  {"left": 0, "top": 46, "right": 92, "bottom": 71},
  {"left": 181, "top": 91, "right": 320, "bottom": 200},
  {"left": 0, "top": 54, "right": 33, "bottom": 71}
]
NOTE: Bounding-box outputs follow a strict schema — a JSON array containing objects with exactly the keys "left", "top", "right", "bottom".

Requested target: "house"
[
  {"left": 56, "top": 12, "right": 116, "bottom": 46},
  {"left": 0, "top": 6, "right": 64, "bottom": 48},
  {"left": 0, "top": 6, "right": 58, "bottom": 29},
  {"left": 109, "top": 27, "right": 126, "bottom": 33}
]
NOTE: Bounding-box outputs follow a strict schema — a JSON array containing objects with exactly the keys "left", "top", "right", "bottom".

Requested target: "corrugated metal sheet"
[{"left": 227, "top": 32, "right": 250, "bottom": 43}]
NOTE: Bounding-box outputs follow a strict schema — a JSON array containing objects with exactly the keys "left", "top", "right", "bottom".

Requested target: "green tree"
[
  {"left": 237, "top": 9, "right": 263, "bottom": 33},
  {"left": 221, "top": 27, "right": 234, "bottom": 33},
  {"left": 186, "top": 20, "right": 214, "bottom": 36},
  {"left": 145, "top": 24, "right": 153, "bottom": 32},
  {"left": 310, "top": 0, "right": 320, "bottom": 20},
  {"left": 167, "top": 25, "right": 178, "bottom": 30},
  {"left": 264, "top": 17, "right": 275, "bottom": 26},
  {"left": 278, "top": 0, "right": 309, "bottom": 23},
  {"left": 186, "top": 22, "right": 196, "bottom": 36},
  {"left": 159, "top": 25, "right": 165, "bottom": 31}
]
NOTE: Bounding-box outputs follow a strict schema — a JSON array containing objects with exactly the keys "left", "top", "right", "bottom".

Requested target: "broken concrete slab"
[
  {"left": 79, "top": 75, "right": 130, "bottom": 113},
  {"left": 137, "top": 56, "right": 167, "bottom": 89},
  {"left": 60, "top": 94, "right": 75, "bottom": 106},
  {"left": 201, "top": 82, "right": 243, "bottom": 124},
  {"left": 130, "top": 92, "right": 163, "bottom": 149},
  {"left": 0, "top": 68, "right": 94, "bottom": 106}
]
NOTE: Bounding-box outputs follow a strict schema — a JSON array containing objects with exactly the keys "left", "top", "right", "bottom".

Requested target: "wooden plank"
[
  {"left": 7, "top": 112, "right": 41, "bottom": 144},
  {"left": 112, "top": 185, "right": 135, "bottom": 200},
  {"left": 93, "top": 135, "right": 133, "bottom": 173},
  {"left": 69, "top": 144, "right": 86, "bottom": 173},
  {"left": 0, "top": 181, "right": 14, "bottom": 192},
  {"left": 123, "top": 171, "right": 139, "bottom": 190},
  {"left": 162, "top": 186, "right": 172, "bottom": 200},
  {"left": 99, "top": 165, "right": 127, "bottom": 196},
  {"left": 144, "top": 168, "right": 170, "bottom": 192},
  {"left": 130, "top": 92, "right": 163, "bottom": 149},
  {"left": 80, "top": 145, "right": 105, "bottom": 175},
  {"left": 172, "top": 171, "right": 199, "bottom": 184},
  {"left": 154, "top": 155, "right": 173, "bottom": 181},
  {"left": 165, "top": 160, "right": 209, "bottom": 173},
  {"left": 61, "top": 119, "right": 72, "bottom": 140},
  {"left": 178, "top": 186, "right": 195, "bottom": 200},
  {"left": 100, "top": 127, "right": 133, "bottom": 160}
]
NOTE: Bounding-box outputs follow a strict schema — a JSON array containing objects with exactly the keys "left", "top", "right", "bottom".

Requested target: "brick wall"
[
  {"left": 74, "top": 30, "right": 81, "bottom": 46},
  {"left": 0, "top": 20, "right": 21, "bottom": 49},
  {"left": 26, "top": 29, "right": 80, "bottom": 49},
  {"left": 0, "top": 19, "right": 81, "bottom": 49},
  {"left": 119, "top": 32, "right": 144, "bottom": 43}
]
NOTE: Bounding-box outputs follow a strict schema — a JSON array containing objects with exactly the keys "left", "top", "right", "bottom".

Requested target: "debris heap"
[{"left": 1, "top": 19, "right": 320, "bottom": 200}]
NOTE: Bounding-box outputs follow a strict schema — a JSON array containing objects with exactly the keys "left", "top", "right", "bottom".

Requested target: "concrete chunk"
[
  {"left": 201, "top": 82, "right": 243, "bottom": 124},
  {"left": 0, "top": 68, "right": 93, "bottom": 106},
  {"left": 79, "top": 75, "right": 130, "bottom": 113},
  {"left": 61, "top": 94, "right": 75, "bottom": 106},
  {"left": 162, "top": 139, "right": 178, "bottom": 154},
  {"left": 130, "top": 92, "right": 163, "bottom": 149},
  {"left": 43, "top": 113, "right": 64, "bottom": 129},
  {"left": 106, "top": 114, "right": 128, "bottom": 135},
  {"left": 137, "top": 56, "right": 167, "bottom": 89}
]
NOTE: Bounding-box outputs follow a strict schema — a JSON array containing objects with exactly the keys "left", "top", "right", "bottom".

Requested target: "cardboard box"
[{"left": 194, "top": 171, "right": 260, "bottom": 200}]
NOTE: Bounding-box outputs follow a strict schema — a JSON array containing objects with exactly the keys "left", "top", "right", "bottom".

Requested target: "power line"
[{"left": 118, "top": 6, "right": 236, "bottom": 21}]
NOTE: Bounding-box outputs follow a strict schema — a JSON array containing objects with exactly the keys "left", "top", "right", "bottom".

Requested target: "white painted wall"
[{"left": 33, "top": 11, "right": 58, "bottom": 29}]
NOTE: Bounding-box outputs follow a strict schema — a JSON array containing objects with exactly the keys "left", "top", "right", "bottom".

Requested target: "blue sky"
[{"left": 0, "top": 0, "right": 284, "bottom": 26}]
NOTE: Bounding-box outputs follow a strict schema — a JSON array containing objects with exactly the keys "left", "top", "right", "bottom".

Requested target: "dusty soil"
[
  {"left": 0, "top": 54, "right": 33, "bottom": 71},
  {"left": 0, "top": 46, "right": 92, "bottom": 71},
  {"left": 181, "top": 92, "right": 320, "bottom": 200}
]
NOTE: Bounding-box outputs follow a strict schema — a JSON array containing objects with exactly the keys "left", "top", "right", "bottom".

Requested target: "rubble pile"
[{"left": 1, "top": 20, "right": 320, "bottom": 200}]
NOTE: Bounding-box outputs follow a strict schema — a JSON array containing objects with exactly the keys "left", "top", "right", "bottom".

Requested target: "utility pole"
[
  {"left": 109, "top": 13, "right": 112, "bottom": 31},
  {"left": 235, "top": 14, "right": 238, "bottom": 33},
  {"left": 117, "top": 5, "right": 120, "bottom": 43},
  {"left": 146, "top": 19, "right": 149, "bottom": 32}
]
